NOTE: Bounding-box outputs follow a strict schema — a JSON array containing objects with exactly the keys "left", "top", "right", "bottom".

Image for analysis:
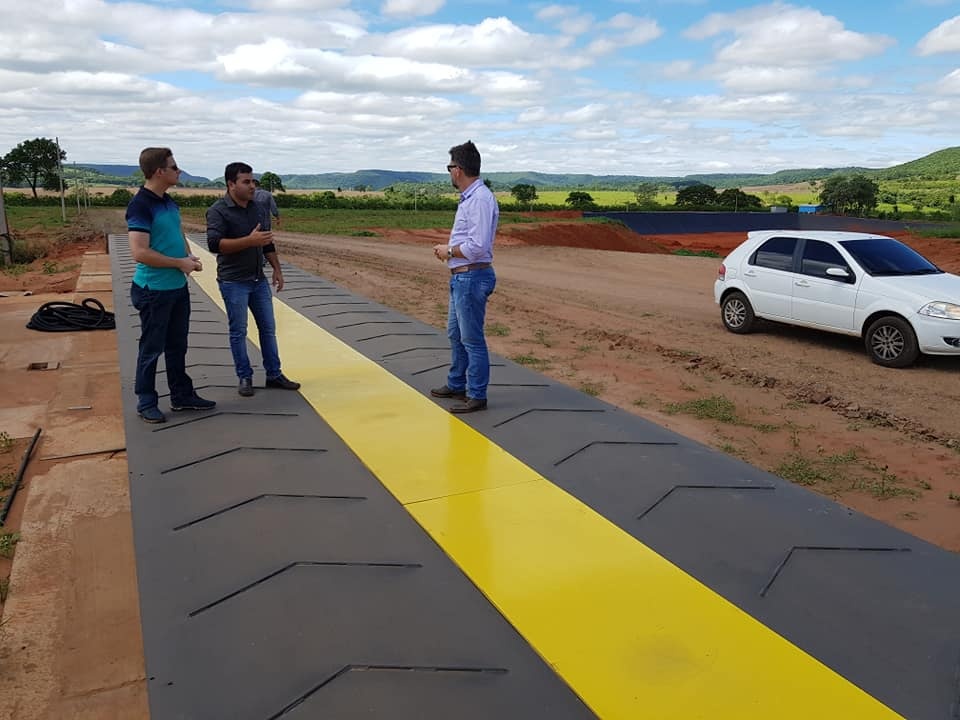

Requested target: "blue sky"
[{"left": 1, "top": 0, "right": 958, "bottom": 179}]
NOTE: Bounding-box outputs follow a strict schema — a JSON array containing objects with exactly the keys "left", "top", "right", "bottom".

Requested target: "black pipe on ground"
[{"left": 0, "top": 428, "right": 42, "bottom": 526}]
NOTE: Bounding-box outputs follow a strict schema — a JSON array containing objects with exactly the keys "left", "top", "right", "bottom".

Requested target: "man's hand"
[
  {"left": 433, "top": 243, "right": 449, "bottom": 261},
  {"left": 272, "top": 266, "right": 284, "bottom": 292},
  {"left": 248, "top": 223, "right": 274, "bottom": 247},
  {"left": 178, "top": 255, "right": 203, "bottom": 275}
]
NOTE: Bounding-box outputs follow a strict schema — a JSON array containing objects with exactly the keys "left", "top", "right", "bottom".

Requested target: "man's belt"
[{"left": 450, "top": 262, "right": 492, "bottom": 275}]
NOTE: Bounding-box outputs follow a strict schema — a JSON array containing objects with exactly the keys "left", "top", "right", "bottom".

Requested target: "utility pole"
[
  {"left": 0, "top": 174, "right": 11, "bottom": 265},
  {"left": 56, "top": 136, "right": 66, "bottom": 222}
]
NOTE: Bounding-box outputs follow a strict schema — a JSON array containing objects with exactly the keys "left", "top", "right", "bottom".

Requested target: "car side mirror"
[{"left": 825, "top": 267, "right": 850, "bottom": 279}]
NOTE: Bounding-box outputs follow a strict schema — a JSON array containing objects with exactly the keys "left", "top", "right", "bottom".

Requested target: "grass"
[
  {"left": 0, "top": 472, "right": 12, "bottom": 490},
  {"left": 511, "top": 353, "right": 551, "bottom": 369},
  {"left": 487, "top": 322, "right": 510, "bottom": 336},
  {"left": 1, "top": 264, "right": 29, "bottom": 277},
  {"left": 533, "top": 328, "right": 552, "bottom": 347},
  {"left": 914, "top": 226, "right": 960, "bottom": 239},
  {"left": 775, "top": 449, "right": 861, "bottom": 487},
  {"left": 664, "top": 395, "right": 739, "bottom": 423},
  {"left": 580, "top": 381, "right": 605, "bottom": 397},
  {"left": 5, "top": 205, "right": 80, "bottom": 230},
  {"left": 0, "top": 532, "right": 19, "bottom": 559},
  {"left": 949, "top": 492, "right": 960, "bottom": 504},
  {"left": 0, "top": 432, "right": 12, "bottom": 453},
  {"left": 672, "top": 248, "right": 721, "bottom": 258}
]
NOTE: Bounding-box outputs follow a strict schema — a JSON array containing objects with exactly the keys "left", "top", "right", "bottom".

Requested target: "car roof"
[{"left": 745, "top": 230, "right": 894, "bottom": 243}]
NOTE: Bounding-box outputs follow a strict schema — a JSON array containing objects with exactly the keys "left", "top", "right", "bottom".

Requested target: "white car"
[{"left": 714, "top": 230, "right": 960, "bottom": 367}]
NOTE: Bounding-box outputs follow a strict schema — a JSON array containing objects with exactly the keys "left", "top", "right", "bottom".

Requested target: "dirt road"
[{"left": 277, "top": 225, "right": 960, "bottom": 552}]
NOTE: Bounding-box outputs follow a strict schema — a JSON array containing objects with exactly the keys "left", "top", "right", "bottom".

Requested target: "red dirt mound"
[{"left": 501, "top": 222, "right": 670, "bottom": 253}]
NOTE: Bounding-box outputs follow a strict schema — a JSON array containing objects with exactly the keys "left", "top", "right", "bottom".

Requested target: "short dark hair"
[
  {"left": 139, "top": 147, "right": 172, "bottom": 180},
  {"left": 224, "top": 162, "right": 253, "bottom": 185},
  {"left": 253, "top": 178, "right": 261, "bottom": 187},
  {"left": 449, "top": 140, "right": 481, "bottom": 177}
]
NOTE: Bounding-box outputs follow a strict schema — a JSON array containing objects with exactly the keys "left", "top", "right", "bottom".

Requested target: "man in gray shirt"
[
  {"left": 253, "top": 179, "right": 280, "bottom": 231},
  {"left": 207, "top": 162, "right": 299, "bottom": 397}
]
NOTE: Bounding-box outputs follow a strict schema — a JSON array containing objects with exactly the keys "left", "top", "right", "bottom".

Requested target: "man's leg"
[
  {"left": 444, "top": 275, "right": 468, "bottom": 393},
  {"left": 248, "top": 279, "right": 281, "bottom": 379},
  {"left": 457, "top": 268, "right": 496, "bottom": 401},
  {"left": 164, "top": 285, "right": 196, "bottom": 405},
  {"left": 131, "top": 282, "right": 170, "bottom": 414},
  {"left": 219, "top": 280, "right": 254, "bottom": 380}
]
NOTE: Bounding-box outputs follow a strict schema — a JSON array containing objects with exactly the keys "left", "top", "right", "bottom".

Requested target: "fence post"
[{"left": 0, "top": 176, "right": 11, "bottom": 266}]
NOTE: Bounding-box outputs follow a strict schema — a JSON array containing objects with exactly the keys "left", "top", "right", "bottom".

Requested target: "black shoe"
[
  {"left": 266, "top": 373, "right": 300, "bottom": 390},
  {"left": 431, "top": 385, "right": 466, "bottom": 399},
  {"left": 171, "top": 394, "right": 216, "bottom": 411},
  {"left": 450, "top": 398, "right": 487, "bottom": 414},
  {"left": 238, "top": 378, "right": 254, "bottom": 397},
  {"left": 137, "top": 406, "right": 166, "bottom": 424}
]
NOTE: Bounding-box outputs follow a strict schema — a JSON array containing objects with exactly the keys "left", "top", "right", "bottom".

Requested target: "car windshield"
[{"left": 839, "top": 238, "right": 943, "bottom": 277}]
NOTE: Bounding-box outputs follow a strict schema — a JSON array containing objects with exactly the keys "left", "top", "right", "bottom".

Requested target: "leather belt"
[{"left": 450, "top": 262, "right": 492, "bottom": 275}]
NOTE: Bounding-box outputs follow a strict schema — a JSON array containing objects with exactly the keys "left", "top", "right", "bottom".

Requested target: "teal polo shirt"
[{"left": 126, "top": 187, "right": 188, "bottom": 290}]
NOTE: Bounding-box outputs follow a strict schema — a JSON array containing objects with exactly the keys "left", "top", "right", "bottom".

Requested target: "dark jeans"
[
  {"left": 130, "top": 282, "right": 194, "bottom": 412},
  {"left": 446, "top": 266, "right": 496, "bottom": 400},
  {"left": 218, "top": 278, "right": 282, "bottom": 380}
]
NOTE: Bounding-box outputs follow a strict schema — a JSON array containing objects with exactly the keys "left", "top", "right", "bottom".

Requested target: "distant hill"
[
  {"left": 65, "top": 147, "right": 960, "bottom": 191},
  {"left": 71, "top": 164, "right": 211, "bottom": 184},
  {"left": 874, "top": 147, "right": 960, "bottom": 180}
]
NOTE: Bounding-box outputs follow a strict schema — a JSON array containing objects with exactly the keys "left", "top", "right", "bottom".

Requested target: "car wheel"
[
  {"left": 865, "top": 316, "right": 919, "bottom": 368},
  {"left": 721, "top": 291, "right": 755, "bottom": 334}
]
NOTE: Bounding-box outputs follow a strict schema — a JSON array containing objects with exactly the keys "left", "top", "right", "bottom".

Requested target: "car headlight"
[{"left": 919, "top": 302, "right": 960, "bottom": 320}]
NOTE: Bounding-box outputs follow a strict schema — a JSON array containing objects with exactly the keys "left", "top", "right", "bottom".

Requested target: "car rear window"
[
  {"left": 751, "top": 236, "right": 797, "bottom": 271},
  {"left": 839, "top": 238, "right": 942, "bottom": 276}
]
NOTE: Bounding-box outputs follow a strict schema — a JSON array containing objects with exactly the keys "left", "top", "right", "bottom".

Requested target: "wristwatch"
[{"left": 447, "top": 247, "right": 453, "bottom": 259}]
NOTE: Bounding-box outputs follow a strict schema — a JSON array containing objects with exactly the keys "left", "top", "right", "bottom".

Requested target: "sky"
[{"left": 1, "top": 0, "right": 959, "bottom": 180}]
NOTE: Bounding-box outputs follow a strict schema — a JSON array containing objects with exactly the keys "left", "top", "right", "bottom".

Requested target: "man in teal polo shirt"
[{"left": 126, "top": 147, "right": 215, "bottom": 423}]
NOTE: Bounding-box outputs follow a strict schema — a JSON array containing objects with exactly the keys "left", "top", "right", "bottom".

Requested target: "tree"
[
  {"left": 258, "top": 171, "right": 285, "bottom": 193},
  {"left": 634, "top": 182, "right": 659, "bottom": 207},
  {"left": 1, "top": 138, "right": 66, "bottom": 198},
  {"left": 717, "top": 188, "right": 761, "bottom": 211},
  {"left": 564, "top": 191, "right": 595, "bottom": 210},
  {"left": 674, "top": 184, "right": 717, "bottom": 207},
  {"left": 819, "top": 174, "right": 879, "bottom": 216},
  {"left": 510, "top": 183, "right": 538, "bottom": 209}
]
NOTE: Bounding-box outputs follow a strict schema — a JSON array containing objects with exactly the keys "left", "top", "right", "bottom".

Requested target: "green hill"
[
  {"left": 874, "top": 147, "right": 960, "bottom": 180},
  {"left": 53, "top": 147, "right": 960, "bottom": 192}
]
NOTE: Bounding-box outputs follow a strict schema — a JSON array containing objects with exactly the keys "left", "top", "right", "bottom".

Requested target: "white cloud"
[
  {"left": 536, "top": 5, "right": 594, "bottom": 35},
  {"left": 917, "top": 15, "right": 960, "bottom": 55},
  {"left": 934, "top": 68, "right": 960, "bottom": 94},
  {"left": 687, "top": 3, "right": 894, "bottom": 66},
  {"left": 381, "top": 0, "right": 445, "bottom": 18}
]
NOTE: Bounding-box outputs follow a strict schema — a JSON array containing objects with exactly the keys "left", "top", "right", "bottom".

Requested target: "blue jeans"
[
  {"left": 130, "top": 282, "right": 195, "bottom": 412},
  {"left": 446, "top": 267, "right": 496, "bottom": 400},
  {"left": 219, "top": 278, "right": 282, "bottom": 380}
]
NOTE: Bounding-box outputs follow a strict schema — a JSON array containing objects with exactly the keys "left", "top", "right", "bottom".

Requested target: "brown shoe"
[
  {"left": 450, "top": 398, "right": 487, "bottom": 414},
  {"left": 431, "top": 385, "right": 466, "bottom": 399}
]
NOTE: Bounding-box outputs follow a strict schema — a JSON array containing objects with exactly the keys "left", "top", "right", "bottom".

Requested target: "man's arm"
[
  {"left": 129, "top": 231, "right": 199, "bottom": 273},
  {"left": 265, "top": 250, "right": 284, "bottom": 291},
  {"left": 206, "top": 205, "right": 273, "bottom": 255}
]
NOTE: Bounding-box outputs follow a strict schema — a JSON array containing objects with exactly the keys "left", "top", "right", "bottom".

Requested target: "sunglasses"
[
  {"left": 164, "top": 164, "right": 181, "bottom": 172},
  {"left": 446, "top": 164, "right": 459, "bottom": 171}
]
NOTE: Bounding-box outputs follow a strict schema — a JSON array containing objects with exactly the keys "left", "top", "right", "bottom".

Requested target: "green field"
[
  {"left": 179, "top": 207, "right": 559, "bottom": 235},
  {"left": 4, "top": 205, "right": 81, "bottom": 230}
]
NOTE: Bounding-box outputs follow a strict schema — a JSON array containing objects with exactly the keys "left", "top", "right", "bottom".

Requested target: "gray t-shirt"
[{"left": 253, "top": 188, "right": 279, "bottom": 231}]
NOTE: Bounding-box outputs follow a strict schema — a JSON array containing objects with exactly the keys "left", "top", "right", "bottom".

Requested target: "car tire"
[
  {"left": 721, "top": 291, "right": 755, "bottom": 334},
  {"left": 865, "top": 316, "right": 919, "bottom": 368}
]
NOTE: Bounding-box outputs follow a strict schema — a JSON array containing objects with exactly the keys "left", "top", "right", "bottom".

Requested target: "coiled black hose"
[{"left": 26, "top": 298, "right": 116, "bottom": 332}]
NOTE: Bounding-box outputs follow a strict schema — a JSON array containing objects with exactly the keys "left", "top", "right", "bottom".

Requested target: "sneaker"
[
  {"left": 238, "top": 378, "right": 255, "bottom": 397},
  {"left": 266, "top": 373, "right": 300, "bottom": 390},
  {"left": 138, "top": 406, "right": 166, "bottom": 424},
  {"left": 171, "top": 395, "right": 217, "bottom": 411},
  {"left": 430, "top": 385, "right": 466, "bottom": 399}
]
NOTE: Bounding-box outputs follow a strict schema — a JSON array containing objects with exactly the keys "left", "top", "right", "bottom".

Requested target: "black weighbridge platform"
[{"left": 109, "top": 234, "right": 960, "bottom": 720}]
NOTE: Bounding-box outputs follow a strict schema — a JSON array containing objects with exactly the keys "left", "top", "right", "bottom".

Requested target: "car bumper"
[{"left": 913, "top": 314, "right": 960, "bottom": 355}]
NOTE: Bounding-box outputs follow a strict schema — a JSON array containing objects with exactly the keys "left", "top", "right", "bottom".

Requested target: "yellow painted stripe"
[{"left": 187, "top": 240, "right": 902, "bottom": 719}]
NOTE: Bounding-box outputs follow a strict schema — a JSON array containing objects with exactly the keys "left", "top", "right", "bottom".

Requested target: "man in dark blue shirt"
[
  {"left": 126, "top": 147, "right": 215, "bottom": 423},
  {"left": 206, "top": 162, "right": 299, "bottom": 397}
]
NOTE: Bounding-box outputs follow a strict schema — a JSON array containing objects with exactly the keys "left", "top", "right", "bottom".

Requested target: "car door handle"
[
  {"left": 794, "top": 280, "right": 810, "bottom": 287},
  {"left": 744, "top": 270, "right": 757, "bottom": 277}
]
